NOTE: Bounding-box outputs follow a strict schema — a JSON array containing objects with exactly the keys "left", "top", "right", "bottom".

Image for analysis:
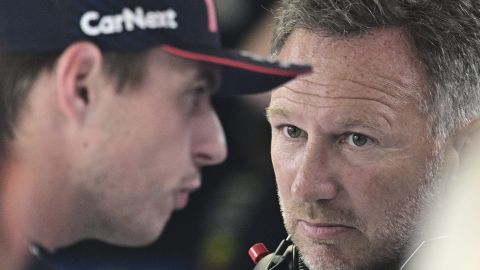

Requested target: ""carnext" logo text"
[{"left": 80, "top": 7, "right": 178, "bottom": 36}]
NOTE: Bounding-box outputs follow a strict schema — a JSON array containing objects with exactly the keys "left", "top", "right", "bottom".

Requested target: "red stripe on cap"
[
  {"left": 160, "top": 45, "right": 306, "bottom": 77},
  {"left": 204, "top": 0, "right": 218, "bottom": 33}
]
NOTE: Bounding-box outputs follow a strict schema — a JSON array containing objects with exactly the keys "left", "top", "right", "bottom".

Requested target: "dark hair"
[
  {"left": 272, "top": 0, "right": 480, "bottom": 140},
  {"left": 0, "top": 49, "right": 148, "bottom": 141}
]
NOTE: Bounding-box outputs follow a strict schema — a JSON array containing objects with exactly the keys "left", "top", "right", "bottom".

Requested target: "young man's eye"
[
  {"left": 282, "top": 125, "right": 304, "bottom": 139},
  {"left": 190, "top": 87, "right": 206, "bottom": 109},
  {"left": 344, "top": 133, "right": 373, "bottom": 147}
]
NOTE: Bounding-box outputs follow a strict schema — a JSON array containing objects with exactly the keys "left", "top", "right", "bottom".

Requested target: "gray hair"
[{"left": 272, "top": 0, "right": 480, "bottom": 141}]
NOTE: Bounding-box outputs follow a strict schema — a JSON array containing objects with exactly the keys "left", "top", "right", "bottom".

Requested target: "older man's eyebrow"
[
  {"left": 266, "top": 105, "right": 290, "bottom": 121},
  {"left": 339, "top": 117, "right": 391, "bottom": 131}
]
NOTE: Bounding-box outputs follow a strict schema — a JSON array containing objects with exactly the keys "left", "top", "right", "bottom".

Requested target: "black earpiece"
[{"left": 249, "top": 235, "right": 306, "bottom": 270}]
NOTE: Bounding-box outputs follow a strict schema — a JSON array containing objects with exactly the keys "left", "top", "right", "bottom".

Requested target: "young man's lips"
[
  {"left": 174, "top": 184, "right": 200, "bottom": 210},
  {"left": 174, "top": 175, "right": 201, "bottom": 210},
  {"left": 174, "top": 190, "right": 191, "bottom": 210},
  {"left": 299, "top": 220, "right": 356, "bottom": 239}
]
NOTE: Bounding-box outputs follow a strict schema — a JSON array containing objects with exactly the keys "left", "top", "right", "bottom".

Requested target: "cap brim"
[{"left": 160, "top": 44, "right": 311, "bottom": 96}]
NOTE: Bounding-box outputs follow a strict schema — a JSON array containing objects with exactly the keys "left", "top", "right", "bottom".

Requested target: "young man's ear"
[{"left": 55, "top": 41, "right": 103, "bottom": 124}]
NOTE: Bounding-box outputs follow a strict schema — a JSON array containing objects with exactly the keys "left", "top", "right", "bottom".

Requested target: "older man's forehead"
[
  {"left": 270, "top": 81, "right": 419, "bottom": 121},
  {"left": 283, "top": 72, "right": 421, "bottom": 103},
  {"left": 276, "top": 28, "right": 428, "bottom": 108}
]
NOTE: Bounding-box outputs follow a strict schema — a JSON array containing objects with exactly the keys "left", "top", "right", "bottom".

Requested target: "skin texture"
[
  {"left": 9, "top": 44, "right": 227, "bottom": 251},
  {"left": 1, "top": 152, "right": 31, "bottom": 270},
  {"left": 267, "top": 28, "right": 440, "bottom": 269}
]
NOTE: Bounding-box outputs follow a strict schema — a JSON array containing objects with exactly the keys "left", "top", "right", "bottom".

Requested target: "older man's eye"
[
  {"left": 345, "top": 133, "right": 372, "bottom": 147},
  {"left": 282, "top": 125, "right": 304, "bottom": 139}
]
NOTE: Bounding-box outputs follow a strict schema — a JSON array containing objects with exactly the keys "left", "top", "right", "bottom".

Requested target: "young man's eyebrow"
[{"left": 195, "top": 66, "right": 221, "bottom": 94}]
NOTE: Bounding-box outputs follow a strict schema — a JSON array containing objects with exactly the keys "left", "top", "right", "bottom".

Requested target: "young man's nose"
[{"left": 191, "top": 107, "right": 227, "bottom": 167}]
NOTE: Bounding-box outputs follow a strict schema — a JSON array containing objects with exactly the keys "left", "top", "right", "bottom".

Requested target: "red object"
[{"left": 248, "top": 243, "right": 270, "bottom": 264}]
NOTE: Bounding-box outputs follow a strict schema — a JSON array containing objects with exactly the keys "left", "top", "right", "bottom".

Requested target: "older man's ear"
[
  {"left": 455, "top": 120, "right": 480, "bottom": 172},
  {"left": 441, "top": 119, "right": 480, "bottom": 181}
]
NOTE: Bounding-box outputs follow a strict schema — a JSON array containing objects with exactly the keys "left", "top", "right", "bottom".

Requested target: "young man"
[
  {"left": 0, "top": 0, "right": 309, "bottom": 269},
  {"left": 266, "top": 0, "right": 480, "bottom": 269}
]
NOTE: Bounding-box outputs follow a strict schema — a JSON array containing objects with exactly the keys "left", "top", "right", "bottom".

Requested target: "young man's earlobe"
[{"left": 55, "top": 41, "right": 103, "bottom": 125}]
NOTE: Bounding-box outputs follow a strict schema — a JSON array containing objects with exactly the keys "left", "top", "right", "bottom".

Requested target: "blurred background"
[{"left": 50, "top": 1, "right": 286, "bottom": 269}]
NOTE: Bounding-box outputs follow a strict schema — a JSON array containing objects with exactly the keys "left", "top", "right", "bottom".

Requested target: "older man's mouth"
[{"left": 299, "top": 220, "right": 356, "bottom": 239}]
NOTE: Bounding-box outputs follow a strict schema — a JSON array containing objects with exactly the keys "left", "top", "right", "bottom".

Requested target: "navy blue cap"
[{"left": 0, "top": 0, "right": 310, "bottom": 95}]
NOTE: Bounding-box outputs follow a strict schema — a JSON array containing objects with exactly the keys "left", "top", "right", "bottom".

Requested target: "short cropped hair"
[
  {"left": 272, "top": 0, "right": 480, "bottom": 141},
  {"left": 0, "top": 49, "right": 148, "bottom": 142}
]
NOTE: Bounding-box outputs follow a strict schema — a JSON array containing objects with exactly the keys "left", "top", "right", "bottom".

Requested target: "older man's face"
[{"left": 268, "top": 28, "right": 439, "bottom": 269}]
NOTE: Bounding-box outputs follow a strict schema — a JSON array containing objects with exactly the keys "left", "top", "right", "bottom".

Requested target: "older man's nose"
[{"left": 291, "top": 143, "right": 339, "bottom": 202}]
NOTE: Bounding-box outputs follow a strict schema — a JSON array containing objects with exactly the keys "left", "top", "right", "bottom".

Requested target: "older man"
[
  {"left": 0, "top": 0, "right": 310, "bottom": 269},
  {"left": 266, "top": 0, "right": 480, "bottom": 269}
]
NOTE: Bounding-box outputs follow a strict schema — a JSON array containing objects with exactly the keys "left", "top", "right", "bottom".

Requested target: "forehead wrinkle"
[
  {"left": 267, "top": 91, "right": 394, "bottom": 129},
  {"left": 366, "top": 72, "right": 425, "bottom": 104},
  {"left": 332, "top": 77, "right": 409, "bottom": 104},
  {"left": 293, "top": 77, "right": 396, "bottom": 104},
  {"left": 298, "top": 74, "right": 416, "bottom": 107},
  {"left": 280, "top": 84, "right": 396, "bottom": 117},
  {"left": 274, "top": 94, "right": 394, "bottom": 129}
]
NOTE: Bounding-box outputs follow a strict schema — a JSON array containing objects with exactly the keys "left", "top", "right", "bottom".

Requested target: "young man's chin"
[{"left": 100, "top": 217, "right": 170, "bottom": 247}]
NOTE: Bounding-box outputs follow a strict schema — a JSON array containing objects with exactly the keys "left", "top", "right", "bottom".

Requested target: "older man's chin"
[
  {"left": 290, "top": 229, "right": 402, "bottom": 270},
  {"left": 292, "top": 233, "right": 362, "bottom": 270}
]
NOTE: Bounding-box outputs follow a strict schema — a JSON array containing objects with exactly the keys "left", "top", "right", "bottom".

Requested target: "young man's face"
[
  {"left": 268, "top": 28, "right": 440, "bottom": 269},
  {"left": 73, "top": 48, "right": 227, "bottom": 246}
]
